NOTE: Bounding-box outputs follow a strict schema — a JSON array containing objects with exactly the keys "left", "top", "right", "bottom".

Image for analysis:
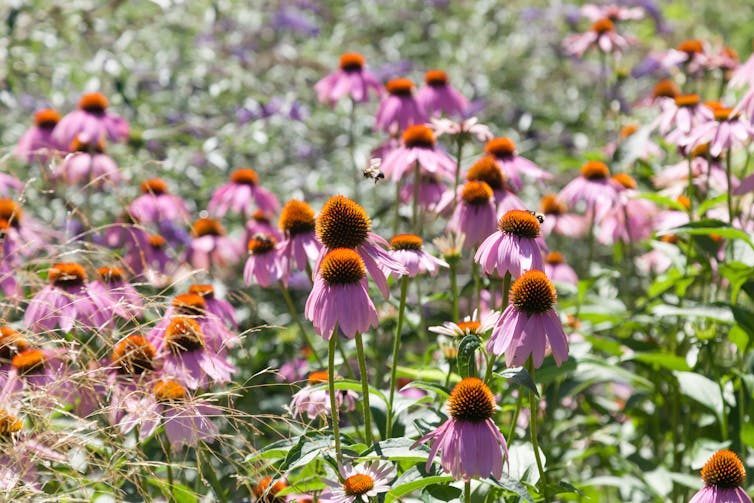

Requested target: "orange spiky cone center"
[
  {"left": 447, "top": 377, "right": 496, "bottom": 422},
  {"left": 510, "top": 270, "right": 557, "bottom": 314}
]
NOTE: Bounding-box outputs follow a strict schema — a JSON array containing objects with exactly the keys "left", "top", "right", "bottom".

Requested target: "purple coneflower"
[
  {"left": 314, "top": 195, "right": 406, "bottom": 297},
  {"left": 485, "top": 138, "right": 552, "bottom": 191},
  {"left": 8, "top": 348, "right": 70, "bottom": 397},
  {"left": 14, "top": 109, "right": 62, "bottom": 163},
  {"left": 562, "top": 18, "right": 638, "bottom": 57},
  {"left": 186, "top": 218, "right": 242, "bottom": 272},
  {"left": 416, "top": 70, "right": 469, "bottom": 118},
  {"left": 120, "top": 380, "right": 219, "bottom": 450},
  {"left": 188, "top": 284, "right": 237, "bottom": 329},
  {"left": 53, "top": 92, "right": 129, "bottom": 146},
  {"left": 305, "top": 248, "right": 378, "bottom": 340},
  {"left": 23, "top": 263, "right": 120, "bottom": 333},
  {"left": 683, "top": 107, "right": 754, "bottom": 158},
  {"left": 278, "top": 199, "right": 322, "bottom": 275},
  {"left": 320, "top": 461, "right": 395, "bottom": 503},
  {"left": 430, "top": 116, "right": 494, "bottom": 143},
  {"left": 597, "top": 174, "right": 657, "bottom": 245},
  {"left": 559, "top": 161, "right": 618, "bottom": 216},
  {"left": 0, "top": 174, "right": 23, "bottom": 197},
  {"left": 375, "top": 78, "right": 427, "bottom": 134},
  {"left": 475, "top": 209, "right": 545, "bottom": 278},
  {"left": 539, "top": 194, "right": 588, "bottom": 238},
  {"left": 314, "top": 52, "right": 382, "bottom": 106},
  {"left": 580, "top": 4, "right": 644, "bottom": 21},
  {"left": 129, "top": 178, "right": 190, "bottom": 224},
  {"left": 208, "top": 168, "right": 279, "bottom": 217},
  {"left": 413, "top": 377, "right": 508, "bottom": 481},
  {"left": 289, "top": 370, "right": 357, "bottom": 420},
  {"left": 688, "top": 450, "right": 751, "bottom": 503},
  {"left": 447, "top": 181, "right": 497, "bottom": 249},
  {"left": 88, "top": 267, "right": 143, "bottom": 320},
  {"left": 399, "top": 175, "right": 447, "bottom": 211},
  {"left": 381, "top": 125, "right": 455, "bottom": 182},
  {"left": 661, "top": 39, "right": 709, "bottom": 75},
  {"left": 245, "top": 209, "right": 283, "bottom": 244},
  {"left": 429, "top": 310, "right": 500, "bottom": 339},
  {"left": 544, "top": 252, "right": 578, "bottom": 285},
  {"left": 244, "top": 233, "right": 284, "bottom": 287},
  {"left": 54, "top": 137, "right": 122, "bottom": 187},
  {"left": 655, "top": 94, "right": 714, "bottom": 144},
  {"left": 487, "top": 270, "right": 568, "bottom": 367},
  {"left": 386, "top": 234, "right": 447, "bottom": 278},
  {"left": 163, "top": 293, "right": 239, "bottom": 352}
]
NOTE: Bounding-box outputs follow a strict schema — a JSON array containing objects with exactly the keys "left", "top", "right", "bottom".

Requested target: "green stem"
[
  {"left": 386, "top": 277, "right": 410, "bottom": 438},
  {"left": 449, "top": 259, "right": 460, "bottom": 322},
  {"left": 393, "top": 182, "right": 401, "bottom": 235},
  {"left": 164, "top": 439, "right": 175, "bottom": 503},
  {"left": 328, "top": 330, "right": 343, "bottom": 464},
  {"left": 415, "top": 278, "right": 426, "bottom": 345},
  {"left": 279, "top": 282, "right": 324, "bottom": 368},
  {"left": 412, "top": 161, "right": 421, "bottom": 234},
  {"left": 501, "top": 272, "right": 511, "bottom": 311},
  {"left": 355, "top": 332, "right": 374, "bottom": 444},
  {"left": 508, "top": 390, "right": 524, "bottom": 441},
  {"left": 528, "top": 361, "right": 549, "bottom": 501},
  {"left": 585, "top": 200, "right": 596, "bottom": 277},
  {"left": 464, "top": 480, "right": 471, "bottom": 503}
]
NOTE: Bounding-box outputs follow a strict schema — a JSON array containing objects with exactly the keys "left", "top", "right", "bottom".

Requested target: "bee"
[
  {"left": 362, "top": 158, "right": 385, "bottom": 183},
  {"left": 526, "top": 210, "right": 545, "bottom": 224}
]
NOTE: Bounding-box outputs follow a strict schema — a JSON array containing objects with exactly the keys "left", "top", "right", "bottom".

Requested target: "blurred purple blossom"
[{"left": 271, "top": 8, "right": 320, "bottom": 36}]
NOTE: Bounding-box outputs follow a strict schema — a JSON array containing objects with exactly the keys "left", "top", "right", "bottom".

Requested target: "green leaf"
[
  {"left": 650, "top": 304, "right": 734, "bottom": 324},
  {"left": 359, "top": 437, "right": 428, "bottom": 462},
  {"left": 661, "top": 220, "right": 754, "bottom": 250},
  {"left": 495, "top": 367, "right": 539, "bottom": 397},
  {"left": 729, "top": 325, "right": 750, "bottom": 354},
  {"left": 489, "top": 475, "right": 535, "bottom": 502},
  {"left": 673, "top": 371, "right": 724, "bottom": 416},
  {"left": 147, "top": 479, "right": 198, "bottom": 503},
  {"left": 631, "top": 352, "right": 691, "bottom": 372},
  {"left": 425, "top": 483, "right": 462, "bottom": 501},
  {"left": 310, "top": 379, "right": 388, "bottom": 406},
  {"left": 741, "top": 422, "right": 754, "bottom": 449},
  {"left": 397, "top": 366, "right": 458, "bottom": 386},
  {"left": 731, "top": 306, "right": 754, "bottom": 347},
  {"left": 385, "top": 475, "right": 455, "bottom": 502},
  {"left": 457, "top": 334, "right": 481, "bottom": 379},
  {"left": 719, "top": 262, "right": 754, "bottom": 303},
  {"left": 400, "top": 380, "right": 450, "bottom": 399},
  {"left": 275, "top": 478, "right": 328, "bottom": 496}
]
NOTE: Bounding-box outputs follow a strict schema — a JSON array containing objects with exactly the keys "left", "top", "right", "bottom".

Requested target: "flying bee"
[
  {"left": 362, "top": 158, "right": 385, "bottom": 183},
  {"left": 526, "top": 210, "right": 545, "bottom": 224}
]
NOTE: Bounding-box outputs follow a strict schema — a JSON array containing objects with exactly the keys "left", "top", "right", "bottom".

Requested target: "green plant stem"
[
  {"left": 586, "top": 200, "right": 596, "bottom": 277},
  {"left": 386, "top": 277, "right": 410, "bottom": 438},
  {"left": 415, "top": 278, "right": 426, "bottom": 344},
  {"left": 528, "top": 361, "right": 549, "bottom": 501},
  {"left": 412, "top": 160, "right": 421, "bottom": 233},
  {"left": 279, "top": 282, "right": 324, "bottom": 368},
  {"left": 449, "top": 259, "right": 460, "bottom": 322},
  {"left": 501, "top": 272, "right": 511, "bottom": 311},
  {"left": 164, "top": 439, "right": 175, "bottom": 503},
  {"left": 393, "top": 182, "right": 401, "bottom": 235},
  {"left": 355, "top": 332, "right": 374, "bottom": 445},
  {"left": 464, "top": 481, "right": 471, "bottom": 503},
  {"left": 508, "top": 390, "right": 524, "bottom": 441},
  {"left": 328, "top": 330, "right": 343, "bottom": 464}
]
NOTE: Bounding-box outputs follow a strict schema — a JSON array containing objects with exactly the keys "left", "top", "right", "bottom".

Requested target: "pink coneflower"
[
  {"left": 462, "top": 156, "right": 527, "bottom": 217},
  {"left": 656, "top": 94, "right": 714, "bottom": 144},
  {"left": 188, "top": 284, "right": 237, "bottom": 330},
  {"left": 636, "top": 235, "right": 678, "bottom": 275},
  {"left": 0, "top": 174, "right": 23, "bottom": 197},
  {"left": 562, "top": 18, "right": 638, "bottom": 57},
  {"left": 413, "top": 377, "right": 508, "bottom": 481},
  {"left": 124, "top": 233, "right": 173, "bottom": 280},
  {"left": 320, "top": 461, "right": 395, "bottom": 503},
  {"left": 165, "top": 293, "right": 240, "bottom": 352},
  {"left": 381, "top": 125, "right": 456, "bottom": 182},
  {"left": 734, "top": 87, "right": 754, "bottom": 126},
  {"left": 661, "top": 39, "right": 709, "bottom": 75},
  {"left": 544, "top": 252, "right": 578, "bottom": 285},
  {"left": 597, "top": 173, "right": 657, "bottom": 245},
  {"left": 253, "top": 477, "right": 292, "bottom": 503},
  {"left": 208, "top": 168, "right": 279, "bottom": 217},
  {"left": 429, "top": 310, "right": 500, "bottom": 339},
  {"left": 14, "top": 109, "right": 62, "bottom": 163},
  {"left": 683, "top": 107, "right": 754, "bottom": 157},
  {"left": 151, "top": 317, "right": 235, "bottom": 390},
  {"left": 23, "top": 263, "right": 121, "bottom": 333},
  {"left": 278, "top": 200, "right": 321, "bottom": 276},
  {"left": 129, "top": 178, "right": 190, "bottom": 224},
  {"left": 416, "top": 70, "right": 469, "bottom": 118},
  {"left": 314, "top": 52, "right": 382, "bottom": 106},
  {"left": 8, "top": 348, "right": 69, "bottom": 396},
  {"left": 0, "top": 327, "right": 29, "bottom": 373},
  {"left": 386, "top": 234, "right": 448, "bottom": 278},
  {"left": 653, "top": 144, "right": 729, "bottom": 197},
  {"left": 314, "top": 195, "right": 406, "bottom": 298},
  {"left": 305, "top": 248, "right": 378, "bottom": 340},
  {"left": 54, "top": 137, "right": 122, "bottom": 187},
  {"left": 245, "top": 209, "right": 283, "bottom": 244},
  {"left": 119, "top": 380, "right": 219, "bottom": 450},
  {"left": 484, "top": 138, "right": 552, "bottom": 191},
  {"left": 580, "top": 4, "right": 644, "bottom": 21},
  {"left": 559, "top": 161, "right": 619, "bottom": 215},
  {"left": 0, "top": 200, "right": 48, "bottom": 265},
  {"left": 53, "top": 92, "right": 129, "bottom": 146},
  {"left": 88, "top": 267, "right": 143, "bottom": 320},
  {"left": 487, "top": 270, "right": 568, "bottom": 368},
  {"left": 538, "top": 194, "right": 588, "bottom": 238},
  {"left": 399, "top": 175, "right": 447, "bottom": 211},
  {"left": 430, "top": 116, "right": 494, "bottom": 143},
  {"left": 447, "top": 181, "right": 499, "bottom": 249},
  {"left": 475, "top": 209, "right": 545, "bottom": 278},
  {"left": 730, "top": 48, "right": 754, "bottom": 89},
  {"left": 289, "top": 370, "right": 358, "bottom": 420},
  {"left": 375, "top": 78, "right": 427, "bottom": 134},
  {"left": 688, "top": 450, "right": 752, "bottom": 503},
  {"left": 186, "top": 218, "right": 242, "bottom": 272},
  {"left": 244, "top": 234, "right": 284, "bottom": 287}
]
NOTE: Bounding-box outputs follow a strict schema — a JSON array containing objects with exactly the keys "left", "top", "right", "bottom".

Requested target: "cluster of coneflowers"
[{"left": 1, "top": 3, "right": 754, "bottom": 502}]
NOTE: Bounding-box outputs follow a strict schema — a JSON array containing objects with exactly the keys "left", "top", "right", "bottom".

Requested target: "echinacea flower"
[
  {"left": 163, "top": 294, "right": 240, "bottom": 352},
  {"left": 683, "top": 107, "right": 754, "bottom": 158},
  {"left": 375, "top": 78, "right": 427, "bottom": 133},
  {"left": 246, "top": 209, "right": 283, "bottom": 244},
  {"left": 484, "top": 138, "right": 552, "bottom": 191},
  {"left": 661, "top": 39, "right": 709, "bottom": 75},
  {"left": 53, "top": 92, "right": 129, "bottom": 146},
  {"left": 558, "top": 161, "right": 618, "bottom": 216},
  {"left": 729, "top": 49, "right": 754, "bottom": 89},
  {"left": 447, "top": 181, "right": 497, "bottom": 249},
  {"left": 597, "top": 173, "right": 657, "bottom": 245},
  {"left": 278, "top": 200, "right": 322, "bottom": 275},
  {"left": 253, "top": 476, "right": 289, "bottom": 503},
  {"left": 487, "top": 270, "right": 568, "bottom": 367},
  {"left": 208, "top": 168, "right": 280, "bottom": 217},
  {"left": 289, "top": 370, "right": 358, "bottom": 419},
  {"left": 413, "top": 377, "right": 508, "bottom": 481},
  {"left": 188, "top": 284, "right": 237, "bottom": 329},
  {"left": 54, "top": 137, "right": 122, "bottom": 187},
  {"left": 538, "top": 194, "right": 588, "bottom": 238},
  {"left": 462, "top": 156, "right": 527, "bottom": 217},
  {"left": 314, "top": 52, "right": 382, "bottom": 106},
  {"left": 399, "top": 175, "right": 447, "bottom": 211},
  {"left": 186, "top": 218, "right": 242, "bottom": 272},
  {"left": 385, "top": 234, "right": 448, "bottom": 278},
  {"left": 543, "top": 252, "right": 578, "bottom": 285},
  {"left": 315, "top": 195, "right": 406, "bottom": 297},
  {"left": 88, "top": 266, "right": 143, "bottom": 320},
  {"left": 562, "top": 18, "right": 638, "bottom": 57},
  {"left": 129, "top": 178, "right": 191, "bottom": 224},
  {"left": 119, "top": 380, "right": 220, "bottom": 450},
  {"left": 23, "top": 263, "right": 122, "bottom": 333},
  {"left": 0, "top": 174, "right": 23, "bottom": 198},
  {"left": 380, "top": 125, "right": 456, "bottom": 182},
  {"left": 305, "top": 248, "right": 378, "bottom": 340},
  {"left": 580, "top": 4, "right": 644, "bottom": 21},
  {"left": 14, "top": 109, "right": 62, "bottom": 163},
  {"left": 475, "top": 209, "right": 545, "bottom": 278},
  {"left": 416, "top": 70, "right": 469, "bottom": 118},
  {"left": 0, "top": 327, "right": 29, "bottom": 372},
  {"left": 320, "top": 461, "right": 395, "bottom": 503},
  {"left": 688, "top": 450, "right": 752, "bottom": 503},
  {"left": 430, "top": 116, "right": 493, "bottom": 143},
  {"left": 429, "top": 310, "right": 500, "bottom": 338},
  {"left": 244, "top": 233, "right": 284, "bottom": 287}
]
